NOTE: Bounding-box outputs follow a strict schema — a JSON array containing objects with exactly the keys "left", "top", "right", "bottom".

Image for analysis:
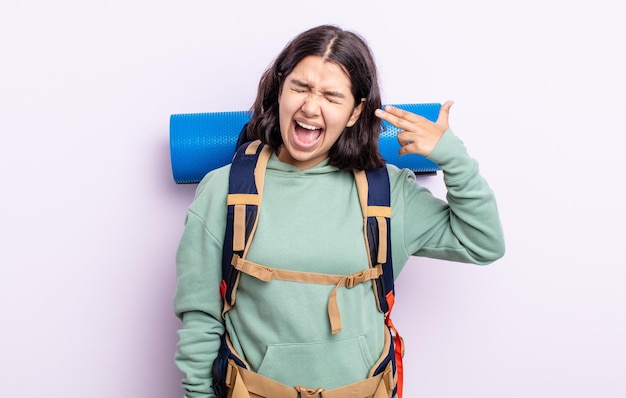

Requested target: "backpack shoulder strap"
[
  {"left": 220, "top": 140, "right": 271, "bottom": 309},
  {"left": 355, "top": 167, "right": 403, "bottom": 398},
  {"left": 353, "top": 167, "right": 395, "bottom": 313}
]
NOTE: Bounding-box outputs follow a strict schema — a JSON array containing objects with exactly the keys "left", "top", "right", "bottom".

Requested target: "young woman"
[{"left": 174, "top": 25, "right": 505, "bottom": 398}]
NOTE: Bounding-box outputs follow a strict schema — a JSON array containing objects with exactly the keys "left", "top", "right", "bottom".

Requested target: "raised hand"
[{"left": 375, "top": 101, "right": 454, "bottom": 157}]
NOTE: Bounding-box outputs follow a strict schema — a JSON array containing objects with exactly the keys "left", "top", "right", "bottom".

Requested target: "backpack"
[{"left": 212, "top": 138, "right": 404, "bottom": 398}]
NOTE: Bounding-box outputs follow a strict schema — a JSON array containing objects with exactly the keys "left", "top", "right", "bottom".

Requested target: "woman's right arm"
[{"left": 174, "top": 171, "right": 229, "bottom": 398}]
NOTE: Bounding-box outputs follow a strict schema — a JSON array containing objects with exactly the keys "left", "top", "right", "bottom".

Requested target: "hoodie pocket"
[{"left": 256, "top": 335, "right": 374, "bottom": 389}]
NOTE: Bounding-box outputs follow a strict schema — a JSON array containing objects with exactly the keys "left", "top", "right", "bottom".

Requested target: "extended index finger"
[{"left": 374, "top": 105, "right": 424, "bottom": 130}]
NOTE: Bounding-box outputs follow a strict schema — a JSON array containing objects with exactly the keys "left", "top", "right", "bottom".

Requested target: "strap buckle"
[
  {"left": 345, "top": 271, "right": 366, "bottom": 288},
  {"left": 295, "top": 386, "right": 325, "bottom": 398}
]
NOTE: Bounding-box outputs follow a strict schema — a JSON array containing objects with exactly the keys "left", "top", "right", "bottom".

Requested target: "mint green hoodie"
[{"left": 174, "top": 129, "right": 505, "bottom": 398}]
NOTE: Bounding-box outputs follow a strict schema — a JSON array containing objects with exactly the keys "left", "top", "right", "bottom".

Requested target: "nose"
[{"left": 300, "top": 93, "right": 321, "bottom": 118}]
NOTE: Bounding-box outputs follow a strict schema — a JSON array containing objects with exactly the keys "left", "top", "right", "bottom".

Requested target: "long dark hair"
[{"left": 247, "top": 25, "right": 385, "bottom": 170}]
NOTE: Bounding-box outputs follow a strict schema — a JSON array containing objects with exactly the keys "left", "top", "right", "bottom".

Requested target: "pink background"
[{"left": 1, "top": 1, "right": 624, "bottom": 397}]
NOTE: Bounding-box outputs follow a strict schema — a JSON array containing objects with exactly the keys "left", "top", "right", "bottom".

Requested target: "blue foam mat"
[{"left": 170, "top": 103, "right": 441, "bottom": 184}]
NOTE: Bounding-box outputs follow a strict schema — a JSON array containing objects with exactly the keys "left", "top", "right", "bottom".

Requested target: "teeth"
[{"left": 296, "top": 121, "right": 320, "bottom": 130}]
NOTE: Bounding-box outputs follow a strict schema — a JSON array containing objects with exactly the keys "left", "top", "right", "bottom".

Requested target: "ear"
[{"left": 346, "top": 99, "right": 365, "bottom": 127}]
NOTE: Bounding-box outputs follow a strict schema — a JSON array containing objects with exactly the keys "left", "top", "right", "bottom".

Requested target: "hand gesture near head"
[{"left": 375, "top": 100, "right": 454, "bottom": 157}]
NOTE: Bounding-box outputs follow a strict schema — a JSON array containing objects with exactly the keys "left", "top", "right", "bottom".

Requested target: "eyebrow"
[{"left": 289, "top": 78, "right": 346, "bottom": 99}]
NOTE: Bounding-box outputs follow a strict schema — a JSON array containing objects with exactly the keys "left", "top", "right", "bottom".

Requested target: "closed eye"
[
  {"left": 325, "top": 96, "right": 341, "bottom": 104},
  {"left": 288, "top": 78, "right": 346, "bottom": 104}
]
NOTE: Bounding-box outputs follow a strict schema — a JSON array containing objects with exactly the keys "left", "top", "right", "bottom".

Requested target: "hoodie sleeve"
[
  {"left": 174, "top": 167, "right": 230, "bottom": 398},
  {"left": 393, "top": 129, "right": 505, "bottom": 267}
]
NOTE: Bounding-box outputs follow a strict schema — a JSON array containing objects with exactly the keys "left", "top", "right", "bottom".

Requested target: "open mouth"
[{"left": 293, "top": 120, "right": 323, "bottom": 149}]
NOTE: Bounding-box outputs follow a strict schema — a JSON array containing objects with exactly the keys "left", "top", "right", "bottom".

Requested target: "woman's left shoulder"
[{"left": 384, "top": 163, "right": 418, "bottom": 186}]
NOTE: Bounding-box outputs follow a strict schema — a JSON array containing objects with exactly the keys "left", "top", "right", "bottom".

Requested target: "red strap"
[
  {"left": 385, "top": 291, "right": 403, "bottom": 398},
  {"left": 220, "top": 280, "right": 227, "bottom": 299}
]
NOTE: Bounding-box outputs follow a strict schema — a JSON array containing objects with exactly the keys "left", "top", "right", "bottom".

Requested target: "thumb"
[{"left": 437, "top": 100, "right": 454, "bottom": 126}]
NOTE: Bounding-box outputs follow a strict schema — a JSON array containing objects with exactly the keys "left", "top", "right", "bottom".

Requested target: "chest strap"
[{"left": 232, "top": 255, "right": 383, "bottom": 334}]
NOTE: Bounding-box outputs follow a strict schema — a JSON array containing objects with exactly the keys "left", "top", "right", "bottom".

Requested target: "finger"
[
  {"left": 396, "top": 131, "right": 412, "bottom": 146},
  {"left": 398, "top": 144, "right": 413, "bottom": 156},
  {"left": 398, "top": 141, "right": 420, "bottom": 156},
  {"left": 436, "top": 100, "right": 454, "bottom": 125},
  {"left": 397, "top": 132, "right": 422, "bottom": 156},
  {"left": 383, "top": 105, "right": 425, "bottom": 123},
  {"left": 375, "top": 106, "right": 423, "bottom": 131},
  {"left": 374, "top": 108, "right": 403, "bottom": 127},
  {"left": 396, "top": 131, "right": 419, "bottom": 145}
]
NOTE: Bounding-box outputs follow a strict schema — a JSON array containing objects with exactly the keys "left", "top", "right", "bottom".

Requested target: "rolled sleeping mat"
[{"left": 170, "top": 103, "right": 441, "bottom": 184}]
